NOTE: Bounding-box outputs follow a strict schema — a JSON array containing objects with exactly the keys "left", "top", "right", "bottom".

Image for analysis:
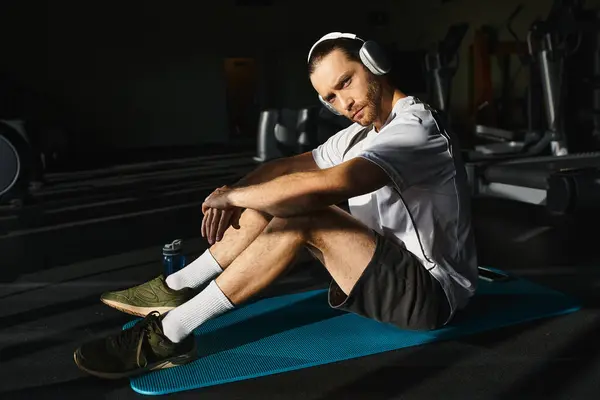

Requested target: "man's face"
[{"left": 310, "top": 49, "right": 382, "bottom": 126}]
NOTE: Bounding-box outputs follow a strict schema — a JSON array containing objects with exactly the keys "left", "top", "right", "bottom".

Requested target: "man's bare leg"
[
  {"left": 208, "top": 209, "right": 273, "bottom": 269},
  {"left": 216, "top": 206, "right": 376, "bottom": 303},
  {"left": 100, "top": 209, "right": 278, "bottom": 317},
  {"left": 165, "top": 209, "right": 273, "bottom": 290},
  {"left": 161, "top": 205, "right": 377, "bottom": 342}
]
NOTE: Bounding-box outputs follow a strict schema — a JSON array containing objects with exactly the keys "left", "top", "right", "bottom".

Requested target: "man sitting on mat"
[{"left": 74, "top": 32, "right": 478, "bottom": 379}]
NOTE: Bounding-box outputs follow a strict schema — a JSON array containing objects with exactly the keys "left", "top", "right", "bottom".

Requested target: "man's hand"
[
  {"left": 201, "top": 186, "right": 243, "bottom": 245},
  {"left": 203, "top": 185, "right": 234, "bottom": 210}
]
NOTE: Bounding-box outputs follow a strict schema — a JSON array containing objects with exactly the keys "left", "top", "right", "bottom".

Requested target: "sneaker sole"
[
  {"left": 100, "top": 298, "right": 176, "bottom": 317},
  {"left": 73, "top": 347, "right": 197, "bottom": 380}
]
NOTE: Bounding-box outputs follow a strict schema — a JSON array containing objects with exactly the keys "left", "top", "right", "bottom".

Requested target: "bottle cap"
[{"left": 163, "top": 239, "right": 183, "bottom": 255}]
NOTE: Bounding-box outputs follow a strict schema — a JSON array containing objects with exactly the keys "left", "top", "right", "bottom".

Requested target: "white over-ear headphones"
[{"left": 307, "top": 32, "right": 391, "bottom": 115}]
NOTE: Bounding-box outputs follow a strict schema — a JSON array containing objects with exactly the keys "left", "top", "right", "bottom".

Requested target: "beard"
[{"left": 353, "top": 75, "right": 382, "bottom": 126}]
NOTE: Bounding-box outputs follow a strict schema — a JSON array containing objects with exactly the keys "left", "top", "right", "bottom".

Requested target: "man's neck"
[{"left": 373, "top": 87, "right": 407, "bottom": 131}]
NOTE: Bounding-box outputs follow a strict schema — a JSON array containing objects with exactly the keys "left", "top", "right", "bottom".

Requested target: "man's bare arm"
[
  {"left": 201, "top": 152, "right": 320, "bottom": 244},
  {"left": 228, "top": 157, "right": 390, "bottom": 218},
  {"left": 232, "top": 151, "right": 320, "bottom": 188}
]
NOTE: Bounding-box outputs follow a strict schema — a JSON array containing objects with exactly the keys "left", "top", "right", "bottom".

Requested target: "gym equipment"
[
  {"left": 469, "top": 153, "right": 600, "bottom": 213},
  {"left": 0, "top": 120, "right": 33, "bottom": 204},
  {"left": 125, "top": 267, "right": 579, "bottom": 395},
  {"left": 467, "top": 0, "right": 600, "bottom": 212},
  {"left": 469, "top": 4, "right": 549, "bottom": 158},
  {"left": 307, "top": 32, "right": 391, "bottom": 115},
  {"left": 0, "top": 132, "right": 20, "bottom": 197},
  {"left": 425, "top": 23, "right": 470, "bottom": 116},
  {"left": 472, "top": 1, "right": 600, "bottom": 159},
  {"left": 254, "top": 109, "right": 290, "bottom": 162},
  {"left": 272, "top": 107, "right": 320, "bottom": 157},
  {"left": 253, "top": 106, "right": 350, "bottom": 163},
  {"left": 253, "top": 108, "right": 312, "bottom": 162}
]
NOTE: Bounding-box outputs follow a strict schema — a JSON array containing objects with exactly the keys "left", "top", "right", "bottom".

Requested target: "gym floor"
[{"left": 1, "top": 150, "right": 600, "bottom": 399}]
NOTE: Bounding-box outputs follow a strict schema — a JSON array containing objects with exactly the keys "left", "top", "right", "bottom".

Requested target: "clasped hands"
[{"left": 201, "top": 185, "right": 243, "bottom": 245}]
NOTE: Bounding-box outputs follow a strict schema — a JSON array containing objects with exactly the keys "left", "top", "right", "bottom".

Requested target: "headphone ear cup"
[
  {"left": 360, "top": 41, "right": 391, "bottom": 75},
  {"left": 319, "top": 95, "right": 342, "bottom": 115}
]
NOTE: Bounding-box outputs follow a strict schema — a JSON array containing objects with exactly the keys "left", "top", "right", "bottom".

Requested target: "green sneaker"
[
  {"left": 100, "top": 275, "right": 197, "bottom": 317},
  {"left": 74, "top": 311, "right": 197, "bottom": 379}
]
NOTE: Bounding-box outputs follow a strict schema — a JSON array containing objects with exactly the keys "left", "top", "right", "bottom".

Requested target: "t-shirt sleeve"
[
  {"left": 311, "top": 125, "right": 355, "bottom": 169},
  {"left": 357, "top": 109, "right": 441, "bottom": 188}
]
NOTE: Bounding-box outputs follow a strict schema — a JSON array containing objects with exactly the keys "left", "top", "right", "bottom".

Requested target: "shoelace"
[{"left": 115, "top": 311, "right": 162, "bottom": 368}]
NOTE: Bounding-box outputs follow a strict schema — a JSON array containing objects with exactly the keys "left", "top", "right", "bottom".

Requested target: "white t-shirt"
[{"left": 312, "top": 96, "right": 478, "bottom": 319}]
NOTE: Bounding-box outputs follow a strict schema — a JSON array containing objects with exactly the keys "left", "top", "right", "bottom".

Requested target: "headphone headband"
[{"left": 307, "top": 32, "right": 364, "bottom": 63}]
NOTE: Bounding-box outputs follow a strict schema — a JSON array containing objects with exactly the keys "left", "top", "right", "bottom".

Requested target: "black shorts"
[{"left": 328, "top": 231, "right": 451, "bottom": 331}]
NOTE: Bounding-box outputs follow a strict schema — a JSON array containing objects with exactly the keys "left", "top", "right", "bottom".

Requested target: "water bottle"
[{"left": 162, "top": 239, "right": 186, "bottom": 277}]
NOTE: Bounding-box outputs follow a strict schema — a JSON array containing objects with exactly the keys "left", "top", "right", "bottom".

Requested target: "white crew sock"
[
  {"left": 166, "top": 249, "right": 223, "bottom": 290},
  {"left": 161, "top": 280, "right": 234, "bottom": 343}
]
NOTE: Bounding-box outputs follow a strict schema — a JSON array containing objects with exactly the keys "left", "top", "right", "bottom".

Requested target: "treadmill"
[
  {"left": 467, "top": 0, "right": 600, "bottom": 215},
  {"left": 424, "top": 23, "right": 469, "bottom": 117}
]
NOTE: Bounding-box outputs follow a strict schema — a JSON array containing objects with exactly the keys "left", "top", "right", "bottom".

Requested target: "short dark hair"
[{"left": 307, "top": 38, "right": 363, "bottom": 75}]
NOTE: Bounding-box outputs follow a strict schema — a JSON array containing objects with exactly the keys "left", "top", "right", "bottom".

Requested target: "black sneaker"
[{"left": 74, "top": 311, "right": 197, "bottom": 379}]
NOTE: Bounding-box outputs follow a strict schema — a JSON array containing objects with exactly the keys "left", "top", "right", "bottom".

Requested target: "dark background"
[{"left": 0, "top": 0, "right": 557, "bottom": 158}]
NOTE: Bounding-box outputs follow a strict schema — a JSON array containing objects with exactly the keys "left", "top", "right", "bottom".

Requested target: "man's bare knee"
[
  {"left": 264, "top": 207, "right": 358, "bottom": 248},
  {"left": 266, "top": 208, "right": 330, "bottom": 232},
  {"left": 263, "top": 215, "right": 310, "bottom": 241},
  {"left": 241, "top": 208, "right": 274, "bottom": 224}
]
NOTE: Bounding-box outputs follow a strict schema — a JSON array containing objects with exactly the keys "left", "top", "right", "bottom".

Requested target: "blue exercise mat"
[{"left": 125, "top": 268, "right": 580, "bottom": 396}]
